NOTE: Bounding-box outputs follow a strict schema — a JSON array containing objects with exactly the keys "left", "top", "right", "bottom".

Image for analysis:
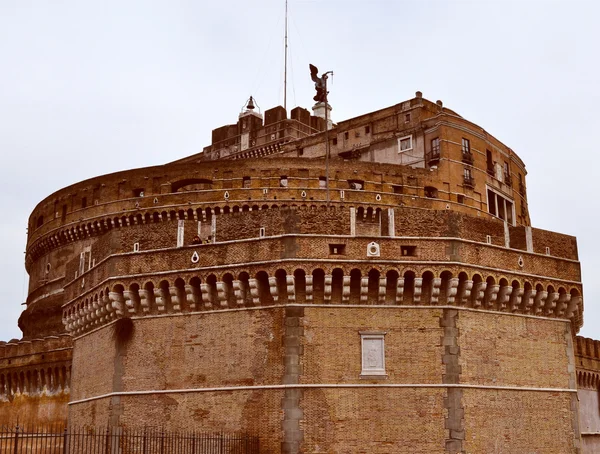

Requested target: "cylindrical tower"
[{"left": 10, "top": 94, "right": 585, "bottom": 452}]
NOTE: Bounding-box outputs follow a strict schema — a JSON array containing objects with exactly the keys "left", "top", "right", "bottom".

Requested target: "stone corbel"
[
  {"left": 123, "top": 289, "right": 140, "bottom": 315},
  {"left": 509, "top": 287, "right": 524, "bottom": 312},
  {"left": 342, "top": 276, "right": 351, "bottom": 303},
  {"left": 153, "top": 287, "right": 167, "bottom": 312},
  {"left": 305, "top": 275, "right": 314, "bottom": 302},
  {"left": 324, "top": 275, "right": 333, "bottom": 303},
  {"left": 200, "top": 283, "right": 212, "bottom": 309},
  {"left": 216, "top": 281, "right": 228, "bottom": 308},
  {"left": 286, "top": 276, "right": 296, "bottom": 303},
  {"left": 545, "top": 292, "right": 559, "bottom": 315},
  {"left": 446, "top": 278, "right": 459, "bottom": 304},
  {"left": 484, "top": 284, "right": 499, "bottom": 309},
  {"left": 497, "top": 286, "right": 513, "bottom": 311},
  {"left": 521, "top": 288, "right": 536, "bottom": 313},
  {"left": 471, "top": 281, "right": 487, "bottom": 308},
  {"left": 396, "top": 278, "right": 405, "bottom": 304},
  {"left": 109, "top": 291, "right": 125, "bottom": 317},
  {"left": 168, "top": 286, "right": 182, "bottom": 311},
  {"left": 268, "top": 276, "right": 279, "bottom": 304},
  {"left": 413, "top": 278, "right": 423, "bottom": 304},
  {"left": 557, "top": 293, "right": 572, "bottom": 317},
  {"left": 247, "top": 278, "right": 261, "bottom": 305},
  {"left": 533, "top": 290, "right": 548, "bottom": 315},
  {"left": 185, "top": 284, "right": 201, "bottom": 311},
  {"left": 360, "top": 277, "right": 369, "bottom": 303},
  {"left": 378, "top": 277, "right": 387, "bottom": 304},
  {"left": 232, "top": 280, "right": 245, "bottom": 306},
  {"left": 567, "top": 295, "right": 581, "bottom": 319},
  {"left": 458, "top": 280, "right": 473, "bottom": 305},
  {"left": 138, "top": 288, "right": 153, "bottom": 313}
]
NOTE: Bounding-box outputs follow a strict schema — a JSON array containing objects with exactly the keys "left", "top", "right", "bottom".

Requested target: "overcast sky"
[{"left": 0, "top": 0, "right": 598, "bottom": 341}]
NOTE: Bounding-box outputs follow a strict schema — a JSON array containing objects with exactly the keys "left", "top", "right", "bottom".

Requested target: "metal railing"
[
  {"left": 461, "top": 150, "right": 474, "bottom": 165},
  {"left": 0, "top": 424, "right": 259, "bottom": 454}
]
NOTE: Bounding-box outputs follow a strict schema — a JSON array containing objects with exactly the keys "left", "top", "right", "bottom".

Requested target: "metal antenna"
[{"left": 284, "top": 0, "right": 288, "bottom": 111}]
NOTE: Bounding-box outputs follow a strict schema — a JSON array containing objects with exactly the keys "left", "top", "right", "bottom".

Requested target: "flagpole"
[{"left": 284, "top": 0, "right": 288, "bottom": 112}]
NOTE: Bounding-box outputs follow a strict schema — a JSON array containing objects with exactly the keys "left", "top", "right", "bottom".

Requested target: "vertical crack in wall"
[
  {"left": 281, "top": 307, "right": 304, "bottom": 454},
  {"left": 441, "top": 309, "right": 465, "bottom": 454},
  {"left": 565, "top": 323, "right": 582, "bottom": 453}
]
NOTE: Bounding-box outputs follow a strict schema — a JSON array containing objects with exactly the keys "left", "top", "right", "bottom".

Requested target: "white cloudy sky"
[{"left": 0, "top": 0, "right": 598, "bottom": 341}]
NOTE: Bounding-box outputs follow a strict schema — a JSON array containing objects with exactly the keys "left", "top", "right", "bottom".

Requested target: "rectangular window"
[
  {"left": 398, "top": 135, "right": 412, "bottom": 152},
  {"left": 280, "top": 176, "right": 288, "bottom": 187},
  {"left": 243, "top": 176, "right": 251, "bottom": 188},
  {"left": 405, "top": 113, "right": 411, "bottom": 123},
  {"left": 329, "top": 244, "right": 346, "bottom": 255},
  {"left": 487, "top": 187, "right": 515, "bottom": 225},
  {"left": 503, "top": 161, "right": 511, "bottom": 186},
  {"left": 319, "top": 176, "right": 327, "bottom": 188},
  {"left": 365, "top": 125, "right": 371, "bottom": 134},
  {"left": 487, "top": 189, "right": 497, "bottom": 216},
  {"left": 431, "top": 137, "right": 440, "bottom": 155},
  {"left": 392, "top": 185, "right": 403, "bottom": 194},
  {"left": 506, "top": 201, "right": 513, "bottom": 224},
  {"left": 486, "top": 150, "right": 494, "bottom": 174},
  {"left": 348, "top": 180, "right": 364, "bottom": 190},
  {"left": 344, "top": 131, "right": 349, "bottom": 140},
  {"left": 81, "top": 197, "right": 87, "bottom": 209},
  {"left": 462, "top": 138, "right": 470, "bottom": 153},
  {"left": 332, "top": 138, "right": 338, "bottom": 145},
  {"left": 360, "top": 332, "right": 386, "bottom": 377},
  {"left": 457, "top": 194, "right": 465, "bottom": 204},
  {"left": 401, "top": 245, "right": 417, "bottom": 256}
]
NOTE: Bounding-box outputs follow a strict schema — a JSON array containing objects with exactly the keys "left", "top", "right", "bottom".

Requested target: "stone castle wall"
[{"left": 0, "top": 335, "right": 72, "bottom": 425}]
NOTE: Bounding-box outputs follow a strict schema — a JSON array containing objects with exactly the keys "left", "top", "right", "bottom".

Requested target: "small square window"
[
  {"left": 365, "top": 125, "right": 371, "bottom": 134},
  {"left": 332, "top": 138, "right": 338, "bottom": 145},
  {"left": 392, "top": 185, "right": 403, "bottom": 194},
  {"left": 401, "top": 246, "right": 416, "bottom": 256},
  {"left": 360, "top": 331, "right": 387, "bottom": 377},
  {"left": 348, "top": 180, "right": 364, "bottom": 190},
  {"left": 329, "top": 244, "right": 346, "bottom": 255},
  {"left": 405, "top": 113, "right": 411, "bottom": 123},
  {"left": 398, "top": 136, "right": 412, "bottom": 152},
  {"left": 457, "top": 194, "right": 465, "bottom": 204}
]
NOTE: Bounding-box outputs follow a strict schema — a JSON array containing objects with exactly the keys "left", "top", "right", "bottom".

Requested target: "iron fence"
[{"left": 0, "top": 424, "right": 259, "bottom": 454}]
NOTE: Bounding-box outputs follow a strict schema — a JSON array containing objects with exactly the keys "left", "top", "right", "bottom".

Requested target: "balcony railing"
[
  {"left": 463, "top": 175, "right": 475, "bottom": 188},
  {"left": 426, "top": 147, "right": 440, "bottom": 165},
  {"left": 461, "top": 150, "right": 474, "bottom": 165}
]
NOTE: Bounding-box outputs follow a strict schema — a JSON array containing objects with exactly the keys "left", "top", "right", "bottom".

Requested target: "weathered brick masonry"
[{"left": 3, "top": 93, "right": 599, "bottom": 453}]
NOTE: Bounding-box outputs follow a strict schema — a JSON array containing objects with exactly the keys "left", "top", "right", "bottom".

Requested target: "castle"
[{"left": 2, "top": 91, "right": 600, "bottom": 453}]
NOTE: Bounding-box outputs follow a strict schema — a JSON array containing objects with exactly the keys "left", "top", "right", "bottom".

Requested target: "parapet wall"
[{"left": 0, "top": 335, "right": 72, "bottom": 425}]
